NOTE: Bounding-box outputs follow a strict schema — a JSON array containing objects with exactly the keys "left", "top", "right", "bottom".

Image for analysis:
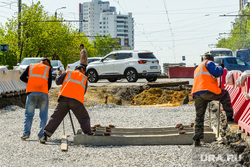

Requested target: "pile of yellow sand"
[{"left": 131, "top": 88, "right": 192, "bottom": 106}]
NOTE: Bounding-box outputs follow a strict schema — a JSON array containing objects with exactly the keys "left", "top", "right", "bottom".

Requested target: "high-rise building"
[
  {"left": 79, "top": 0, "right": 134, "bottom": 50},
  {"left": 240, "top": 0, "right": 249, "bottom": 10}
]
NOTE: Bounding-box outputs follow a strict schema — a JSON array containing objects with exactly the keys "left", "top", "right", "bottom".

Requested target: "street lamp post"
[{"left": 55, "top": 7, "right": 66, "bottom": 18}]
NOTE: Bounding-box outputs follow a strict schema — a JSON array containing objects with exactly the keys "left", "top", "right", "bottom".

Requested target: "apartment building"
[{"left": 79, "top": 0, "right": 134, "bottom": 50}]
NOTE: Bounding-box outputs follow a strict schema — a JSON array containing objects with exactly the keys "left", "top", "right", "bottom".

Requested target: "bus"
[
  {"left": 209, "top": 48, "right": 233, "bottom": 57},
  {"left": 201, "top": 48, "right": 233, "bottom": 61}
]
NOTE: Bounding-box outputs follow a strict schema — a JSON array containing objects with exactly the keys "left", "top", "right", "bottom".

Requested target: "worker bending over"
[
  {"left": 40, "top": 65, "right": 91, "bottom": 144},
  {"left": 20, "top": 58, "right": 52, "bottom": 142},
  {"left": 191, "top": 53, "right": 234, "bottom": 147}
]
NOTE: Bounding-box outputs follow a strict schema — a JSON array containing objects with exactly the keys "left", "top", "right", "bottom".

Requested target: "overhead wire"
[
  {"left": 120, "top": 0, "right": 129, "bottom": 13},
  {"left": 136, "top": 9, "right": 235, "bottom": 36},
  {"left": 112, "top": 0, "right": 161, "bottom": 55},
  {"left": 133, "top": 4, "right": 238, "bottom": 14},
  {"left": 162, "top": 0, "right": 176, "bottom": 61},
  {"left": 136, "top": 34, "right": 217, "bottom": 42},
  {"left": 113, "top": 0, "right": 127, "bottom": 14}
]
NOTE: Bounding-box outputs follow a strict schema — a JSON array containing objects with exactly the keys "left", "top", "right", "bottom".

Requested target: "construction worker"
[
  {"left": 40, "top": 65, "right": 91, "bottom": 144},
  {"left": 20, "top": 58, "right": 52, "bottom": 141},
  {"left": 191, "top": 53, "right": 234, "bottom": 147}
]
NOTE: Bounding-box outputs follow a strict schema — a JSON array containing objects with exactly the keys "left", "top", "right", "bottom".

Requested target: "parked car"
[
  {"left": 86, "top": 50, "right": 161, "bottom": 83},
  {"left": 51, "top": 60, "right": 65, "bottom": 79},
  {"left": 66, "top": 57, "right": 102, "bottom": 70},
  {"left": 214, "top": 56, "right": 250, "bottom": 72},
  {"left": 17, "top": 57, "right": 43, "bottom": 71}
]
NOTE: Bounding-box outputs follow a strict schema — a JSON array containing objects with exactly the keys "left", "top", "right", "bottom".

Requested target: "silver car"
[
  {"left": 51, "top": 60, "right": 65, "bottom": 79},
  {"left": 17, "top": 57, "right": 43, "bottom": 71}
]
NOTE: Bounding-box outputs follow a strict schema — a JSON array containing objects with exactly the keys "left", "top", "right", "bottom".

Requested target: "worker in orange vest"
[
  {"left": 40, "top": 65, "right": 91, "bottom": 144},
  {"left": 191, "top": 53, "right": 234, "bottom": 147},
  {"left": 20, "top": 58, "right": 52, "bottom": 142}
]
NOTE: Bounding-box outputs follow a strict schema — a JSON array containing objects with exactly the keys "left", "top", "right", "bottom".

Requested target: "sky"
[{"left": 0, "top": 0, "right": 240, "bottom": 66}]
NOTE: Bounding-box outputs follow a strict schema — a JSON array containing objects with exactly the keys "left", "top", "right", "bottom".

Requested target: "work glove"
[
  {"left": 219, "top": 63, "right": 225, "bottom": 69},
  {"left": 57, "top": 67, "right": 62, "bottom": 76}
]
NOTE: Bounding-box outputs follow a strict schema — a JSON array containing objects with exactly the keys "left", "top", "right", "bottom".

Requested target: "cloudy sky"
[{"left": 0, "top": 0, "right": 239, "bottom": 66}]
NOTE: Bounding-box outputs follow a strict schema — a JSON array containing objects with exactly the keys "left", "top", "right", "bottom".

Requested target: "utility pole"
[{"left": 18, "top": 0, "right": 21, "bottom": 63}]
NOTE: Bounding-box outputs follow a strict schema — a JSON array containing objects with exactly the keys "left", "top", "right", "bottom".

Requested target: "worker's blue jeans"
[{"left": 23, "top": 92, "right": 49, "bottom": 139}]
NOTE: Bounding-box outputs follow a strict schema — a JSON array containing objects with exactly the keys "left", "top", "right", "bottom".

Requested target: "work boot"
[
  {"left": 21, "top": 135, "right": 29, "bottom": 141},
  {"left": 227, "top": 117, "right": 235, "bottom": 124},
  {"left": 40, "top": 133, "right": 48, "bottom": 144},
  {"left": 193, "top": 139, "right": 201, "bottom": 147}
]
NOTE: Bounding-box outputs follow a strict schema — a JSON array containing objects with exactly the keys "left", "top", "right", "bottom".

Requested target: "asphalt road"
[{"left": 52, "top": 78, "right": 194, "bottom": 88}]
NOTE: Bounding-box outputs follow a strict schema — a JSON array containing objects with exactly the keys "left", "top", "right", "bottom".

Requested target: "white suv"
[{"left": 86, "top": 50, "right": 161, "bottom": 83}]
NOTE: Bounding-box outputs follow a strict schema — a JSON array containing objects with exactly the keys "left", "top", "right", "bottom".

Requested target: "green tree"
[
  {"left": 3, "top": 2, "right": 94, "bottom": 67},
  {"left": 0, "top": 26, "right": 16, "bottom": 69},
  {"left": 94, "top": 34, "right": 120, "bottom": 56},
  {"left": 2, "top": 2, "right": 123, "bottom": 68},
  {"left": 0, "top": 26, "right": 5, "bottom": 43},
  {"left": 0, "top": 51, "right": 17, "bottom": 69},
  {"left": 217, "top": 7, "right": 250, "bottom": 51}
]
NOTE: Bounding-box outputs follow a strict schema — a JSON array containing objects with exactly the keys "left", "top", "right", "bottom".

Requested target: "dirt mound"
[
  {"left": 48, "top": 86, "right": 61, "bottom": 108},
  {"left": 85, "top": 86, "right": 142, "bottom": 106},
  {"left": 131, "top": 88, "right": 192, "bottom": 107}
]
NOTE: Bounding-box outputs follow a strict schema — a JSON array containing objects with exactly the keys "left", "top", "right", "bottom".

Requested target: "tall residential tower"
[{"left": 79, "top": 0, "right": 134, "bottom": 50}]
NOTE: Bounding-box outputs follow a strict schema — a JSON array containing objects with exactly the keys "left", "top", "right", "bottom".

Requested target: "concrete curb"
[{"left": 74, "top": 126, "right": 216, "bottom": 146}]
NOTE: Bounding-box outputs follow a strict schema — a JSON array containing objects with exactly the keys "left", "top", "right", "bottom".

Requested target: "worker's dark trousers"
[
  {"left": 44, "top": 97, "right": 91, "bottom": 137},
  {"left": 193, "top": 89, "right": 233, "bottom": 140}
]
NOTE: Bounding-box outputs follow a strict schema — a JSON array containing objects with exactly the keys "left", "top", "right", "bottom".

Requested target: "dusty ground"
[{"left": 48, "top": 85, "right": 193, "bottom": 108}]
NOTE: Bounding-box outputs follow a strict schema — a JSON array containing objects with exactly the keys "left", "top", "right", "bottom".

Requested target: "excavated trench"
[
  {"left": 0, "top": 84, "right": 193, "bottom": 109},
  {"left": 48, "top": 84, "right": 193, "bottom": 108}
]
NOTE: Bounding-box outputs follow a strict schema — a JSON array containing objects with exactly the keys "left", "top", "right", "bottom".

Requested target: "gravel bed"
[{"left": 0, "top": 104, "right": 241, "bottom": 167}]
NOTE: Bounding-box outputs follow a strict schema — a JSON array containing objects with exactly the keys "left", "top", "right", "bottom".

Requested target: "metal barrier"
[
  {"left": 0, "top": 69, "right": 26, "bottom": 96},
  {"left": 163, "top": 63, "right": 186, "bottom": 74}
]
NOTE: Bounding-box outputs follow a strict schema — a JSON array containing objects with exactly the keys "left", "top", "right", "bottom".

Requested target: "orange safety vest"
[
  {"left": 58, "top": 70, "right": 87, "bottom": 105},
  {"left": 191, "top": 60, "right": 221, "bottom": 96},
  {"left": 26, "top": 63, "right": 50, "bottom": 94}
]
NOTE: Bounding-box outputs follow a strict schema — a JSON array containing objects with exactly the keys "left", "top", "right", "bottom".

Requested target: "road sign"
[
  {"left": 0, "top": 44, "right": 9, "bottom": 51},
  {"left": 182, "top": 56, "right": 185, "bottom": 61}
]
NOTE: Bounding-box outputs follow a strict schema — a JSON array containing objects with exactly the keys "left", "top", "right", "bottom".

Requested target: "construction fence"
[
  {"left": 219, "top": 69, "right": 250, "bottom": 136},
  {"left": 163, "top": 63, "right": 196, "bottom": 78}
]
